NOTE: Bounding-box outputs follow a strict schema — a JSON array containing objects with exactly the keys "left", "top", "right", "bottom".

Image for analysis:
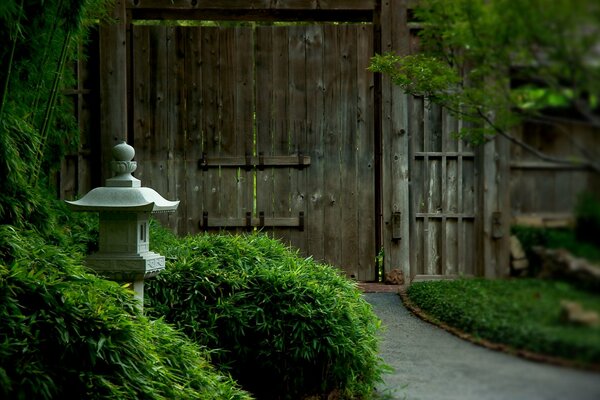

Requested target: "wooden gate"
[
  {"left": 129, "top": 24, "right": 376, "bottom": 280},
  {"left": 74, "top": 0, "right": 509, "bottom": 282}
]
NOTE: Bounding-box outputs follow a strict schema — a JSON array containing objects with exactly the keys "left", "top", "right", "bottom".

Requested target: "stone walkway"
[{"left": 364, "top": 292, "right": 600, "bottom": 400}]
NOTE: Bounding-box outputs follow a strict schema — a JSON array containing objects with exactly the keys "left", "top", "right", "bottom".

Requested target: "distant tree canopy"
[
  {"left": 370, "top": 0, "right": 600, "bottom": 172},
  {"left": 0, "top": 0, "right": 110, "bottom": 233}
]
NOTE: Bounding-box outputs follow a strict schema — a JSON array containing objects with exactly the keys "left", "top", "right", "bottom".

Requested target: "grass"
[{"left": 406, "top": 278, "right": 600, "bottom": 367}]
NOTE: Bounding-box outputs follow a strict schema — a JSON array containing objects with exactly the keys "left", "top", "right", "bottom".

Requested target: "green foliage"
[
  {"left": 407, "top": 278, "right": 600, "bottom": 366},
  {"left": 369, "top": 53, "right": 460, "bottom": 100},
  {"left": 0, "top": 226, "right": 251, "bottom": 400},
  {"left": 575, "top": 192, "right": 600, "bottom": 247},
  {"left": 0, "top": 0, "right": 110, "bottom": 233},
  {"left": 146, "top": 229, "right": 385, "bottom": 400},
  {"left": 369, "top": 0, "right": 600, "bottom": 144}
]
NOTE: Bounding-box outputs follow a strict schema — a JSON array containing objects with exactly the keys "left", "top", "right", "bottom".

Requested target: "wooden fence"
[{"left": 510, "top": 120, "right": 600, "bottom": 227}]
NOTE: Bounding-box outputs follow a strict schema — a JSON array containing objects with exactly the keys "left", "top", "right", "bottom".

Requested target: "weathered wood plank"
[
  {"left": 200, "top": 27, "right": 221, "bottom": 223},
  {"left": 304, "top": 24, "right": 326, "bottom": 264},
  {"left": 356, "top": 24, "right": 376, "bottom": 281},
  {"left": 429, "top": 103, "right": 443, "bottom": 152},
  {"left": 409, "top": 95, "right": 424, "bottom": 278},
  {"left": 184, "top": 27, "right": 204, "bottom": 234},
  {"left": 167, "top": 26, "right": 186, "bottom": 233},
  {"left": 447, "top": 158, "right": 458, "bottom": 213},
  {"left": 322, "top": 24, "right": 342, "bottom": 268},
  {"left": 380, "top": 0, "right": 410, "bottom": 281},
  {"left": 131, "top": 26, "right": 169, "bottom": 227},
  {"left": 255, "top": 26, "right": 275, "bottom": 237},
  {"left": 339, "top": 25, "right": 359, "bottom": 278},
  {"left": 217, "top": 27, "right": 239, "bottom": 231},
  {"left": 286, "top": 26, "right": 308, "bottom": 252},
  {"left": 415, "top": 218, "right": 424, "bottom": 276},
  {"left": 445, "top": 219, "right": 458, "bottom": 275},
  {"left": 270, "top": 26, "right": 292, "bottom": 244},
  {"left": 234, "top": 27, "right": 255, "bottom": 231}
]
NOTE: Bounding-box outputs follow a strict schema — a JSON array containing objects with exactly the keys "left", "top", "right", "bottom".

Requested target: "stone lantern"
[{"left": 66, "top": 142, "right": 179, "bottom": 306}]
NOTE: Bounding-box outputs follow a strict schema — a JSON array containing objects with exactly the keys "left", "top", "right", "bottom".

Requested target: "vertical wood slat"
[
  {"left": 409, "top": 95, "right": 424, "bottom": 277},
  {"left": 287, "top": 26, "right": 307, "bottom": 252},
  {"left": 214, "top": 27, "right": 254, "bottom": 233},
  {"left": 381, "top": 0, "right": 410, "bottom": 280},
  {"left": 356, "top": 24, "right": 375, "bottom": 281},
  {"left": 168, "top": 27, "right": 186, "bottom": 233},
  {"left": 270, "top": 26, "right": 291, "bottom": 243},
  {"left": 304, "top": 25, "right": 325, "bottom": 264},
  {"left": 339, "top": 25, "right": 359, "bottom": 278},
  {"left": 201, "top": 27, "right": 221, "bottom": 225},
  {"left": 184, "top": 27, "right": 204, "bottom": 234},
  {"left": 131, "top": 25, "right": 168, "bottom": 227},
  {"left": 217, "top": 27, "right": 237, "bottom": 230},
  {"left": 255, "top": 27, "right": 274, "bottom": 236},
  {"left": 322, "top": 24, "right": 342, "bottom": 268},
  {"left": 234, "top": 27, "right": 255, "bottom": 230}
]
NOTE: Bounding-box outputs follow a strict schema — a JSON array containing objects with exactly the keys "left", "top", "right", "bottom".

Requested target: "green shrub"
[
  {"left": 0, "top": 225, "right": 251, "bottom": 400},
  {"left": 407, "top": 279, "right": 600, "bottom": 366},
  {"left": 146, "top": 230, "right": 385, "bottom": 400},
  {"left": 575, "top": 192, "right": 600, "bottom": 247}
]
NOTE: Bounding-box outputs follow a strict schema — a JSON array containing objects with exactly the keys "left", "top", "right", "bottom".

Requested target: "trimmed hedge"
[
  {"left": 407, "top": 278, "right": 600, "bottom": 366},
  {"left": 0, "top": 225, "right": 251, "bottom": 400},
  {"left": 146, "top": 228, "right": 385, "bottom": 400}
]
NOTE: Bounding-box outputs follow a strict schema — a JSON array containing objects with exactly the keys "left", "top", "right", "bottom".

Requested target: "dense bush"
[
  {"left": 146, "top": 228, "right": 385, "bottom": 400},
  {"left": 407, "top": 279, "right": 600, "bottom": 366},
  {"left": 0, "top": 225, "right": 251, "bottom": 400}
]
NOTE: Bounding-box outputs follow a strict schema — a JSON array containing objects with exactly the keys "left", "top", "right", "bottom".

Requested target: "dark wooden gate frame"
[{"left": 99, "top": 0, "right": 510, "bottom": 282}]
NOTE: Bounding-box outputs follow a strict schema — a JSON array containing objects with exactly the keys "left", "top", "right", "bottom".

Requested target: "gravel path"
[{"left": 364, "top": 292, "right": 600, "bottom": 400}]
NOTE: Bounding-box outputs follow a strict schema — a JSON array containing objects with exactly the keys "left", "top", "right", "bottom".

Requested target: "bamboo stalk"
[{"left": 30, "top": 31, "right": 72, "bottom": 185}]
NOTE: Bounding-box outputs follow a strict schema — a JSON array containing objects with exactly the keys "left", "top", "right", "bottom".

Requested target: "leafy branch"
[{"left": 369, "top": 0, "right": 600, "bottom": 173}]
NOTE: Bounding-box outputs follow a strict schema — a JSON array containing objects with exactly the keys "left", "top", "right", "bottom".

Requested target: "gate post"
[
  {"left": 479, "top": 135, "right": 511, "bottom": 277},
  {"left": 380, "top": 0, "right": 411, "bottom": 282},
  {"left": 99, "top": 0, "right": 128, "bottom": 183}
]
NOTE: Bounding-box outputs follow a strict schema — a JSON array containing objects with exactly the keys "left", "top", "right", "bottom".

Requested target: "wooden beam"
[
  {"left": 510, "top": 161, "right": 588, "bottom": 171},
  {"left": 129, "top": 9, "right": 373, "bottom": 22},
  {"left": 198, "top": 155, "right": 311, "bottom": 168},
  {"left": 126, "top": 0, "right": 376, "bottom": 10},
  {"left": 126, "top": 0, "right": 375, "bottom": 21},
  {"left": 200, "top": 214, "right": 304, "bottom": 229},
  {"left": 512, "top": 213, "right": 574, "bottom": 228}
]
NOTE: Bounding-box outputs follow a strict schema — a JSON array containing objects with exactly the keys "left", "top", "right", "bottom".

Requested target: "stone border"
[{"left": 397, "top": 288, "right": 600, "bottom": 373}]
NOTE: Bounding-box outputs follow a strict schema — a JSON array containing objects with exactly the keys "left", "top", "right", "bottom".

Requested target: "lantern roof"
[{"left": 66, "top": 141, "right": 179, "bottom": 213}]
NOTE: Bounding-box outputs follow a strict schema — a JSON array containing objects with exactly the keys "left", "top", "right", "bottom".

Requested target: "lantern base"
[{"left": 85, "top": 251, "right": 165, "bottom": 282}]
